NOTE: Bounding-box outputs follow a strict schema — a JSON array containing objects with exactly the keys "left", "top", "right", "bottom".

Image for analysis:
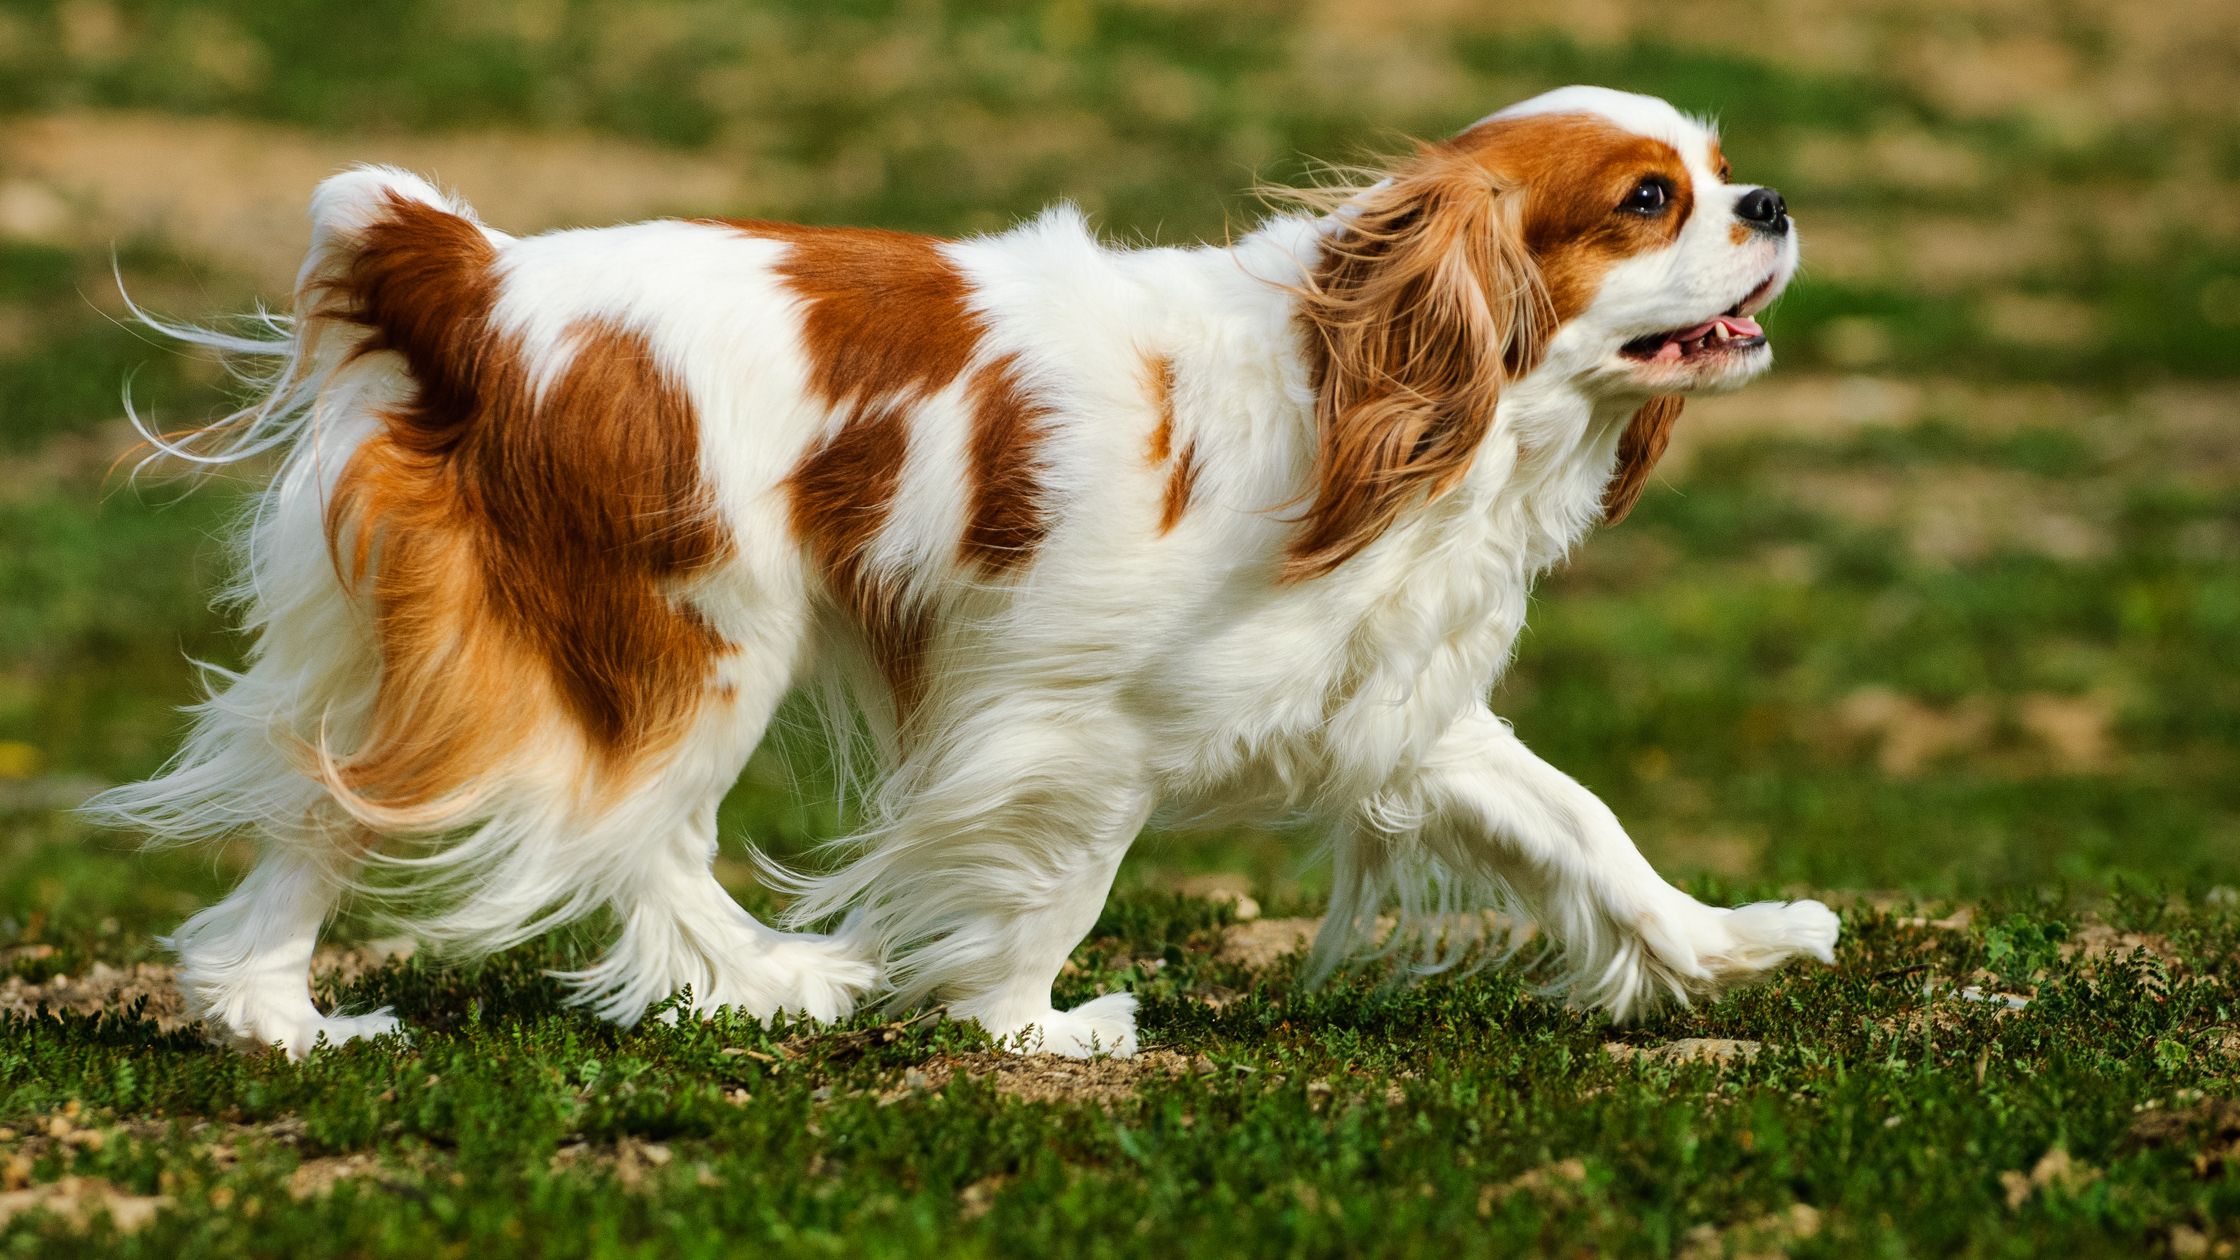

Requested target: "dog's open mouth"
[
  {"left": 1620, "top": 311, "right": 1765, "bottom": 363},
  {"left": 1620, "top": 274, "right": 1781, "bottom": 365}
]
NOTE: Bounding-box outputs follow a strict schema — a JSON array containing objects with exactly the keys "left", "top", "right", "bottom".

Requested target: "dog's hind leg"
[
  {"left": 551, "top": 638, "right": 879, "bottom": 1028},
  {"left": 165, "top": 845, "right": 399, "bottom": 1058}
]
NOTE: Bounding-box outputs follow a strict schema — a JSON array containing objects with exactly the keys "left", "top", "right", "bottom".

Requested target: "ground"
[{"left": 1, "top": 0, "right": 2237, "bottom": 1255}]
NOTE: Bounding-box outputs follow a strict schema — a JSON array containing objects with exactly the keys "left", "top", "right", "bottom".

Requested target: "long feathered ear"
[
  {"left": 1601, "top": 395, "right": 1684, "bottom": 523},
  {"left": 1284, "top": 147, "right": 1552, "bottom": 581}
]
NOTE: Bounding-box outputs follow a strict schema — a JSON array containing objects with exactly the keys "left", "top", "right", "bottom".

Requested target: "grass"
[
  {"left": 3, "top": 894, "right": 2237, "bottom": 1257},
  {"left": 1, "top": 0, "right": 2237, "bottom": 1254}
]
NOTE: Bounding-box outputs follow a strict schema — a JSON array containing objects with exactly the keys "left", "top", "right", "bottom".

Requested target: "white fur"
[{"left": 89, "top": 87, "right": 1834, "bottom": 1062}]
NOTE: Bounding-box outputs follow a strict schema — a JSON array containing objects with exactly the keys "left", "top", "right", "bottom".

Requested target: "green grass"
[
  {"left": 2, "top": 894, "right": 2236, "bottom": 1257},
  {"left": 2, "top": 0, "right": 2237, "bottom": 1254}
]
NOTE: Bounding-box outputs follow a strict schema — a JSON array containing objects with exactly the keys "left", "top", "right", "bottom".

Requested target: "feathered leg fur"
[{"left": 1315, "top": 705, "right": 1838, "bottom": 1017}]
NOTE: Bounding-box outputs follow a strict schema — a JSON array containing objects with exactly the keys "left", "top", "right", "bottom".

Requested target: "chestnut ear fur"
[
  {"left": 1603, "top": 395, "right": 1684, "bottom": 523},
  {"left": 1285, "top": 147, "right": 1553, "bottom": 581}
]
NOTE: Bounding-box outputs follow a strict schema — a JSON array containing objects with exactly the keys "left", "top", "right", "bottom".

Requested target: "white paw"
[
  {"left": 983, "top": 992, "right": 1139, "bottom": 1058},
  {"left": 669, "top": 935, "right": 883, "bottom": 1027},
  {"left": 221, "top": 1008, "right": 407, "bottom": 1061},
  {"left": 1581, "top": 898, "right": 1841, "bottom": 1022},
  {"left": 1703, "top": 899, "right": 1842, "bottom": 978},
  {"left": 760, "top": 936, "right": 881, "bottom": 1023}
]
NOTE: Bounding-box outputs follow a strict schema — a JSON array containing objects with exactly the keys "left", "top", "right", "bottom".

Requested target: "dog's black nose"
[{"left": 1736, "top": 186, "right": 1788, "bottom": 235}]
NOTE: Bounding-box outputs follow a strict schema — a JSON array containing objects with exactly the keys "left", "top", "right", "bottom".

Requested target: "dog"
[{"left": 90, "top": 85, "right": 1837, "bottom": 1059}]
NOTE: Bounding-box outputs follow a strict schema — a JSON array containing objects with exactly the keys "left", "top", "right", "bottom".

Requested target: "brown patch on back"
[
  {"left": 1602, "top": 395, "right": 1684, "bottom": 522},
  {"left": 752, "top": 222, "right": 981, "bottom": 404},
  {"left": 744, "top": 222, "right": 1048, "bottom": 717},
  {"left": 322, "top": 195, "right": 730, "bottom": 817}
]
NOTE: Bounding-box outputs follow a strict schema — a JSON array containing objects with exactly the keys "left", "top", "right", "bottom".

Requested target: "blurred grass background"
[{"left": 1, "top": 0, "right": 2236, "bottom": 945}]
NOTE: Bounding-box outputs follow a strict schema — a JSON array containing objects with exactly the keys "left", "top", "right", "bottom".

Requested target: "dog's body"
[{"left": 94, "top": 86, "right": 1837, "bottom": 1058}]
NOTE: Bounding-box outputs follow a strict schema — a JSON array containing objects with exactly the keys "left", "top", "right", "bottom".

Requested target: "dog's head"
[{"left": 1289, "top": 85, "right": 1798, "bottom": 576}]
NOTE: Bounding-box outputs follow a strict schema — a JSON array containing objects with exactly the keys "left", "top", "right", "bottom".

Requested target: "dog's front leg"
[{"left": 1388, "top": 705, "right": 1838, "bottom": 1018}]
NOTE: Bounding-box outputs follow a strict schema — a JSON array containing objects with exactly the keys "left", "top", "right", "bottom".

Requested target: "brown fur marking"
[
  {"left": 323, "top": 196, "right": 729, "bottom": 815},
  {"left": 1144, "top": 354, "right": 1176, "bottom": 466},
  {"left": 1457, "top": 114, "right": 1697, "bottom": 326},
  {"left": 747, "top": 223, "right": 1014, "bottom": 716},
  {"left": 1160, "top": 441, "right": 1200, "bottom": 535},
  {"left": 1602, "top": 395, "right": 1684, "bottom": 522},
  {"left": 960, "top": 353, "right": 1052, "bottom": 572},
  {"left": 784, "top": 398, "right": 930, "bottom": 716}
]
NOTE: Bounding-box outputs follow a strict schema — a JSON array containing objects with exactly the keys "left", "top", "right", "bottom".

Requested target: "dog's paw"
[
  {"left": 983, "top": 992, "right": 1139, "bottom": 1059},
  {"left": 1703, "top": 899, "right": 1841, "bottom": 977},
  {"left": 759, "top": 935, "right": 881, "bottom": 1023},
  {"left": 1582, "top": 897, "right": 1840, "bottom": 1022},
  {"left": 219, "top": 1007, "right": 407, "bottom": 1061}
]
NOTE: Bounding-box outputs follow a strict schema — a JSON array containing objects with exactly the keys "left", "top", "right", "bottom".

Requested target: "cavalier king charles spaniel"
[{"left": 94, "top": 85, "right": 1836, "bottom": 1058}]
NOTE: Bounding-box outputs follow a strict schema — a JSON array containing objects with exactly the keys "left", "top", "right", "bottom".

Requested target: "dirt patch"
[
  {"left": 2060, "top": 921, "right": 2179, "bottom": 969},
  {"left": 550, "top": 1137, "right": 684, "bottom": 1192},
  {"left": 0, "top": 111, "right": 759, "bottom": 291},
  {"left": 284, "top": 1152, "right": 390, "bottom": 1200},
  {"left": 1893, "top": 906, "right": 1977, "bottom": 932},
  {"left": 0, "top": 421, "right": 148, "bottom": 503},
  {"left": 2144, "top": 385, "right": 2240, "bottom": 491},
  {"left": 1210, "top": 912, "right": 1519, "bottom": 972},
  {"left": 0, "top": 962, "right": 188, "bottom": 1032},
  {"left": 904, "top": 1050, "right": 1219, "bottom": 1107},
  {"left": 1783, "top": 465, "right": 2113, "bottom": 566},
  {"left": 1999, "top": 1146, "right": 2099, "bottom": 1209},
  {"left": 1214, "top": 917, "right": 1322, "bottom": 969},
  {"left": 1476, "top": 1157, "right": 1588, "bottom": 1217},
  {"left": 1832, "top": 688, "right": 1996, "bottom": 777},
  {"left": 2125, "top": 1097, "right": 2240, "bottom": 1176},
  {"left": 1830, "top": 687, "right": 2124, "bottom": 777},
  {"left": 2015, "top": 694, "right": 2120, "bottom": 772},
  {"left": 1801, "top": 208, "right": 2080, "bottom": 293},
  {"left": 1680, "top": 1202, "right": 1825, "bottom": 1260},
  {"left": 1171, "top": 873, "right": 1262, "bottom": 921},
  {"left": 0, "top": 1176, "right": 169, "bottom": 1234},
  {"left": 1605, "top": 1038, "right": 1763, "bottom": 1067},
  {"left": 0, "top": 939, "right": 416, "bottom": 1035}
]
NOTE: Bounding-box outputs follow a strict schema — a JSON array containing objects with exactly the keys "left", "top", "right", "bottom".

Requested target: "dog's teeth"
[{"left": 1713, "top": 324, "right": 1732, "bottom": 342}]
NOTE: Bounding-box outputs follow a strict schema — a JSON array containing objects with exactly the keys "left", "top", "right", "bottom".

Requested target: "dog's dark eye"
[{"left": 1619, "top": 177, "right": 1671, "bottom": 215}]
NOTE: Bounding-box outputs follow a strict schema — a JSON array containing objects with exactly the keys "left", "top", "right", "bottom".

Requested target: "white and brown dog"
[{"left": 94, "top": 85, "right": 1836, "bottom": 1058}]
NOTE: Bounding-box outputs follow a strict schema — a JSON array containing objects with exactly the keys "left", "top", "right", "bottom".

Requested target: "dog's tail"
[
  {"left": 115, "top": 166, "right": 484, "bottom": 475},
  {"left": 90, "top": 165, "right": 495, "bottom": 843}
]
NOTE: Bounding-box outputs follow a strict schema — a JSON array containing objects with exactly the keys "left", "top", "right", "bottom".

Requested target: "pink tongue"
[{"left": 1653, "top": 314, "right": 1766, "bottom": 360}]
